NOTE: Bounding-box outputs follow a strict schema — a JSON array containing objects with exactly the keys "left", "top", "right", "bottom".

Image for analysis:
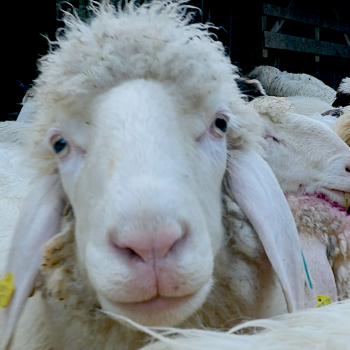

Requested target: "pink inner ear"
[
  {"left": 1, "top": 175, "right": 65, "bottom": 350},
  {"left": 227, "top": 148, "right": 305, "bottom": 313}
]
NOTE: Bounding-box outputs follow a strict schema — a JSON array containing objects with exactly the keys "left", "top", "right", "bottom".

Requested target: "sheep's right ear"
[
  {"left": 1, "top": 175, "right": 66, "bottom": 350},
  {"left": 226, "top": 148, "right": 305, "bottom": 313}
]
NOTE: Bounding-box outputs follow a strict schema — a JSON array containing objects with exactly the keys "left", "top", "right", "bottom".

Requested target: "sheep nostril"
[
  {"left": 124, "top": 247, "right": 144, "bottom": 261},
  {"left": 346, "top": 167, "right": 350, "bottom": 173}
]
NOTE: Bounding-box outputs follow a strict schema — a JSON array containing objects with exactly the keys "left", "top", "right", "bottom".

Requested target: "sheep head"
[
  {"left": 258, "top": 109, "right": 350, "bottom": 208},
  {"left": 1, "top": 1, "right": 305, "bottom": 347}
]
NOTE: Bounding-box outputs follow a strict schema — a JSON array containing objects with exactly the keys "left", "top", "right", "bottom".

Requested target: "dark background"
[{"left": 3, "top": 0, "right": 350, "bottom": 121}]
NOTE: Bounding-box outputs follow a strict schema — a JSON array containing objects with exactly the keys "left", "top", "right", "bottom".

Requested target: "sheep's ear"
[
  {"left": 235, "top": 78, "right": 266, "bottom": 102},
  {"left": 1, "top": 175, "right": 65, "bottom": 350},
  {"left": 226, "top": 148, "right": 305, "bottom": 313},
  {"left": 332, "top": 93, "right": 350, "bottom": 108},
  {"left": 16, "top": 98, "right": 36, "bottom": 123}
]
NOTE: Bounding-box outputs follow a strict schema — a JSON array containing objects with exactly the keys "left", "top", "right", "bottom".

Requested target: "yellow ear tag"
[
  {"left": 0, "top": 273, "right": 15, "bottom": 308},
  {"left": 316, "top": 295, "right": 332, "bottom": 308}
]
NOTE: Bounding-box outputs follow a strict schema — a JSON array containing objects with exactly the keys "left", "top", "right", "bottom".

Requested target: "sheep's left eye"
[
  {"left": 212, "top": 117, "right": 228, "bottom": 137},
  {"left": 52, "top": 137, "right": 69, "bottom": 156}
]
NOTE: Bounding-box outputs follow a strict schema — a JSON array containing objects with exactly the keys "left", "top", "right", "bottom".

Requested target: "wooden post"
[
  {"left": 269, "top": 0, "right": 298, "bottom": 33},
  {"left": 315, "top": 3, "right": 320, "bottom": 78},
  {"left": 262, "top": 15, "right": 268, "bottom": 57},
  {"left": 315, "top": 27, "right": 320, "bottom": 62}
]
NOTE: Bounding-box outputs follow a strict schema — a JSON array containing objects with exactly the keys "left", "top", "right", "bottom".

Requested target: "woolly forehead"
[
  {"left": 34, "top": 1, "right": 239, "bottom": 110},
  {"left": 29, "top": 2, "right": 264, "bottom": 168}
]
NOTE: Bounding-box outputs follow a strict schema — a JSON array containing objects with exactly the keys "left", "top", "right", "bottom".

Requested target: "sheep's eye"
[
  {"left": 212, "top": 117, "right": 228, "bottom": 137},
  {"left": 52, "top": 137, "right": 69, "bottom": 156}
]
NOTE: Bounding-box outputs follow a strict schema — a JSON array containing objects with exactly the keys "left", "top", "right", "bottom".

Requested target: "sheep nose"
[{"left": 111, "top": 226, "right": 186, "bottom": 263}]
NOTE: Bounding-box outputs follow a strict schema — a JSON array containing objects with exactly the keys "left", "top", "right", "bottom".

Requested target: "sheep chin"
[{"left": 96, "top": 280, "right": 213, "bottom": 327}]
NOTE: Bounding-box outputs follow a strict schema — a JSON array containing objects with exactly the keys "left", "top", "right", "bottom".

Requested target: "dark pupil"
[
  {"left": 53, "top": 139, "right": 67, "bottom": 154},
  {"left": 215, "top": 118, "right": 227, "bottom": 133}
]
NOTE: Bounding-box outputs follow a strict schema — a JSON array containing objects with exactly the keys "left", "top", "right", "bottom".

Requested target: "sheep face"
[
  {"left": 43, "top": 79, "right": 230, "bottom": 326},
  {"left": 262, "top": 112, "right": 350, "bottom": 207},
  {"left": 1, "top": 3, "right": 308, "bottom": 346},
  {"left": 2, "top": 76, "right": 306, "bottom": 345}
]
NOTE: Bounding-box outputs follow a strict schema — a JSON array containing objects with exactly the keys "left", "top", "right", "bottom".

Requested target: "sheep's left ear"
[
  {"left": 226, "top": 148, "right": 305, "bottom": 313},
  {"left": 1, "top": 175, "right": 65, "bottom": 350},
  {"left": 235, "top": 77, "right": 266, "bottom": 102}
]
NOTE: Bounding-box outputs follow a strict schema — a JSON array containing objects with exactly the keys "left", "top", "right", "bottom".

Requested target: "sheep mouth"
[
  {"left": 97, "top": 281, "right": 212, "bottom": 326},
  {"left": 97, "top": 282, "right": 212, "bottom": 326},
  {"left": 114, "top": 293, "right": 196, "bottom": 314}
]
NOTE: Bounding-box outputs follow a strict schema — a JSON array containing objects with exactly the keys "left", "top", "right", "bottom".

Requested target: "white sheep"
[
  {"left": 252, "top": 99, "right": 350, "bottom": 209},
  {"left": 252, "top": 106, "right": 350, "bottom": 308},
  {"left": 218, "top": 107, "right": 350, "bottom": 321},
  {"left": 0, "top": 1, "right": 306, "bottom": 349},
  {"left": 333, "top": 77, "right": 350, "bottom": 108},
  {"left": 246, "top": 65, "right": 336, "bottom": 104},
  {"left": 287, "top": 96, "right": 333, "bottom": 116},
  {"left": 250, "top": 95, "right": 338, "bottom": 128}
]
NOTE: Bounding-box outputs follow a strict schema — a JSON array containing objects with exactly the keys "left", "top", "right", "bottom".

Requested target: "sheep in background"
[
  {"left": 139, "top": 299, "right": 350, "bottom": 350},
  {"left": 286, "top": 193, "right": 350, "bottom": 302},
  {"left": 244, "top": 65, "right": 280, "bottom": 93},
  {"left": 332, "top": 107, "right": 350, "bottom": 146},
  {"left": 333, "top": 77, "right": 350, "bottom": 108},
  {"left": 287, "top": 95, "right": 333, "bottom": 116},
  {"left": 249, "top": 95, "right": 337, "bottom": 127},
  {"left": 252, "top": 99, "right": 350, "bottom": 209},
  {"left": 0, "top": 1, "right": 306, "bottom": 349},
  {"left": 308, "top": 113, "right": 338, "bottom": 128},
  {"left": 217, "top": 99, "right": 350, "bottom": 320},
  {"left": 246, "top": 65, "right": 336, "bottom": 104},
  {"left": 251, "top": 106, "right": 350, "bottom": 309}
]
